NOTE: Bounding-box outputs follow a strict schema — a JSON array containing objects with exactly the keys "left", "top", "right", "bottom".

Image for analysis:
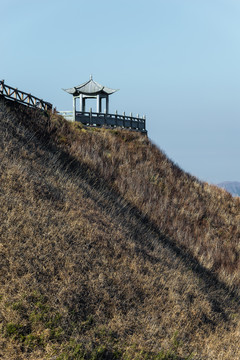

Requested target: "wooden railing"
[
  {"left": 59, "top": 110, "right": 147, "bottom": 133},
  {"left": 0, "top": 80, "right": 52, "bottom": 111}
]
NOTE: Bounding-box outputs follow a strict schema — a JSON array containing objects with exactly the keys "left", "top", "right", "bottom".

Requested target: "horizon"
[{"left": 2, "top": 0, "right": 240, "bottom": 184}]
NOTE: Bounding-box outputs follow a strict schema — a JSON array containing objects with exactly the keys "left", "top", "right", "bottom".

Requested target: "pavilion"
[
  {"left": 63, "top": 76, "right": 117, "bottom": 119},
  {"left": 61, "top": 76, "right": 146, "bottom": 133}
]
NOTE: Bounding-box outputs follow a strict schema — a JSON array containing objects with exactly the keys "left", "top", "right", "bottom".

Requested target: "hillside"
[
  {"left": 0, "top": 98, "right": 240, "bottom": 360},
  {"left": 218, "top": 181, "right": 240, "bottom": 197}
]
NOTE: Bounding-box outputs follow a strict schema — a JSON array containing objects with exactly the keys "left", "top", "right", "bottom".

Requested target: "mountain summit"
[{"left": 217, "top": 181, "right": 240, "bottom": 197}]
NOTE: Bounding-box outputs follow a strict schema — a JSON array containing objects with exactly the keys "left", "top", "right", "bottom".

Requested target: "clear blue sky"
[{"left": 2, "top": 0, "right": 240, "bottom": 183}]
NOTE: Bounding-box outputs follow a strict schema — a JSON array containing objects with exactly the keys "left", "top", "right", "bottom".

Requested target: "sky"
[{"left": 1, "top": 0, "right": 240, "bottom": 184}]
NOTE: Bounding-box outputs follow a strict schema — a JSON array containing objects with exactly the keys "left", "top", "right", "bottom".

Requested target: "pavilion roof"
[{"left": 63, "top": 77, "right": 117, "bottom": 96}]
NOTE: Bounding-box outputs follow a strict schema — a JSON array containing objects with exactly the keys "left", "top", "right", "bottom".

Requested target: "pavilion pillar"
[
  {"left": 79, "top": 94, "right": 83, "bottom": 112},
  {"left": 82, "top": 98, "right": 86, "bottom": 112},
  {"left": 97, "top": 95, "right": 101, "bottom": 113},
  {"left": 106, "top": 96, "right": 109, "bottom": 114},
  {"left": 73, "top": 96, "right": 76, "bottom": 121}
]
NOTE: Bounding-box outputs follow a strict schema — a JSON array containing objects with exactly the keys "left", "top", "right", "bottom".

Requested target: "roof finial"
[{"left": 90, "top": 74, "right": 93, "bottom": 80}]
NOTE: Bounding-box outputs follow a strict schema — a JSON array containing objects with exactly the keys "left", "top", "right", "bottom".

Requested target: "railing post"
[
  {"left": 115, "top": 110, "right": 118, "bottom": 127},
  {"left": 130, "top": 112, "right": 133, "bottom": 129},
  {"left": 0, "top": 80, "right": 4, "bottom": 95},
  {"left": 123, "top": 111, "right": 125, "bottom": 128}
]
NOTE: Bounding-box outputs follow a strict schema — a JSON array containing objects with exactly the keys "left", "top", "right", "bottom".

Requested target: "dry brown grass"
[
  {"left": 47, "top": 112, "right": 240, "bottom": 293},
  {"left": 0, "top": 98, "right": 239, "bottom": 359}
]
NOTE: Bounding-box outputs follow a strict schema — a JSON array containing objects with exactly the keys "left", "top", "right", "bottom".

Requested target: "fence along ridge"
[
  {"left": 0, "top": 80, "right": 52, "bottom": 111},
  {"left": 0, "top": 80, "right": 147, "bottom": 134}
]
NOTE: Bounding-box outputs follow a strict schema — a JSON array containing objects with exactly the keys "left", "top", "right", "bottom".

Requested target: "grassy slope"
[{"left": 0, "top": 99, "right": 239, "bottom": 359}]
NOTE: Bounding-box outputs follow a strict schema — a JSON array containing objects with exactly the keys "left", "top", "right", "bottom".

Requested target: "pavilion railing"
[
  {"left": 59, "top": 110, "right": 146, "bottom": 132},
  {"left": 0, "top": 80, "right": 52, "bottom": 111}
]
